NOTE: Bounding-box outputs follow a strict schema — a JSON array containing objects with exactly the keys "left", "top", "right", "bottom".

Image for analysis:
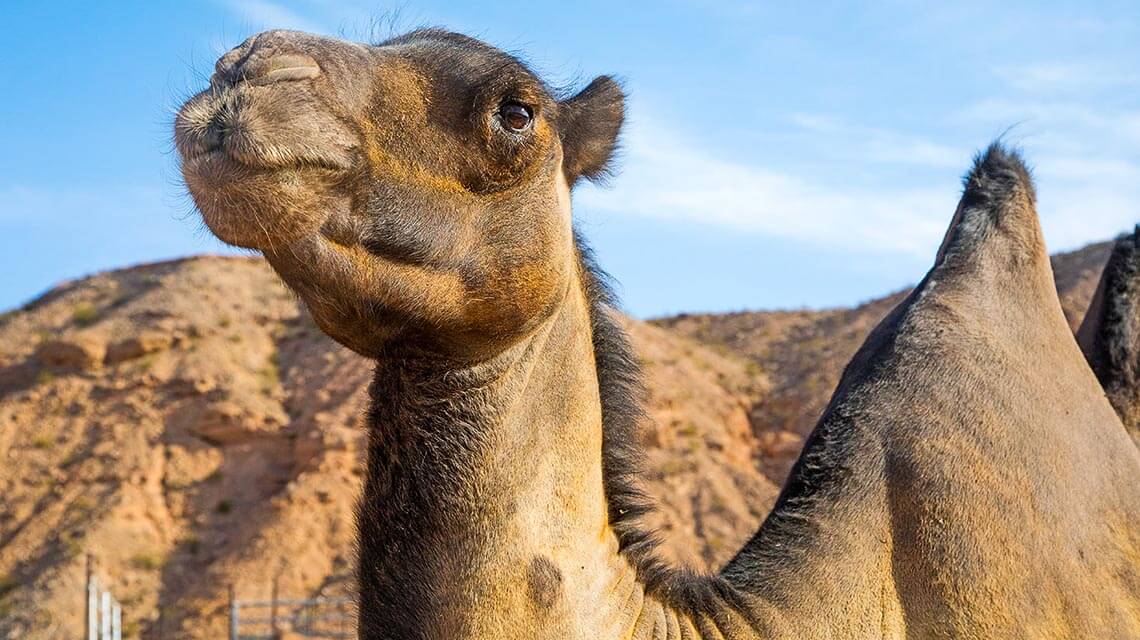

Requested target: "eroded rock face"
[
  {"left": 35, "top": 335, "right": 106, "bottom": 369},
  {"left": 168, "top": 399, "right": 287, "bottom": 446},
  {"left": 104, "top": 332, "right": 174, "bottom": 365}
]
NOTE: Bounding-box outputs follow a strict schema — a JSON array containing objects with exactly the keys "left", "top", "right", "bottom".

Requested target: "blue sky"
[{"left": 2, "top": 1, "right": 1138, "bottom": 317}]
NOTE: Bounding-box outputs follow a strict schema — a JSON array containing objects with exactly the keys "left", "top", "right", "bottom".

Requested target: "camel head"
[
  {"left": 176, "top": 29, "right": 624, "bottom": 359},
  {"left": 1079, "top": 227, "right": 1140, "bottom": 439}
]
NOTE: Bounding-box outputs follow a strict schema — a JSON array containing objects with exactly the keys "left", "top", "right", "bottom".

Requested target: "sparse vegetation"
[
  {"left": 182, "top": 534, "right": 201, "bottom": 556},
  {"left": 258, "top": 358, "right": 280, "bottom": 393},
  {"left": 138, "top": 352, "right": 159, "bottom": 371},
  {"left": 35, "top": 370, "right": 56, "bottom": 386},
  {"left": 29, "top": 433, "right": 54, "bottom": 450},
  {"left": 59, "top": 531, "right": 83, "bottom": 558},
  {"left": 31, "top": 608, "right": 53, "bottom": 628},
  {"left": 215, "top": 500, "right": 233, "bottom": 514},
  {"left": 707, "top": 493, "right": 728, "bottom": 513},
  {"left": 68, "top": 497, "right": 96, "bottom": 523},
  {"left": 0, "top": 573, "right": 17, "bottom": 598},
  {"left": 58, "top": 449, "right": 85, "bottom": 469},
  {"left": 130, "top": 552, "right": 163, "bottom": 571},
  {"left": 71, "top": 302, "right": 99, "bottom": 326}
]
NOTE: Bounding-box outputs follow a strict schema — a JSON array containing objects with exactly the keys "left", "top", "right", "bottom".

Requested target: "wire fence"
[
  {"left": 79, "top": 559, "right": 353, "bottom": 639},
  {"left": 85, "top": 555, "right": 123, "bottom": 640},
  {"left": 228, "top": 583, "right": 354, "bottom": 640}
]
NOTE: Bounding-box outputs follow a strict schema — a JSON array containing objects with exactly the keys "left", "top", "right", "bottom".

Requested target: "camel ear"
[{"left": 558, "top": 76, "right": 624, "bottom": 185}]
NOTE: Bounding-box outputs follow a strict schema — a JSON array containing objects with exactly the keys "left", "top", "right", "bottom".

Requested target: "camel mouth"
[
  {"left": 174, "top": 84, "right": 358, "bottom": 177},
  {"left": 181, "top": 145, "right": 350, "bottom": 176},
  {"left": 177, "top": 122, "right": 353, "bottom": 252},
  {"left": 175, "top": 83, "right": 359, "bottom": 251}
]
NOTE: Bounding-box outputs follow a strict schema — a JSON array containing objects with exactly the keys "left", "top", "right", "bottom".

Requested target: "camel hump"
[
  {"left": 1078, "top": 227, "right": 1140, "bottom": 433},
  {"left": 933, "top": 142, "right": 1045, "bottom": 272}
]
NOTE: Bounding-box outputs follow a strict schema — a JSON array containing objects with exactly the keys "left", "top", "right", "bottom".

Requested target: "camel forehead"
[
  {"left": 342, "top": 29, "right": 560, "bottom": 194},
  {"left": 376, "top": 29, "right": 551, "bottom": 96}
]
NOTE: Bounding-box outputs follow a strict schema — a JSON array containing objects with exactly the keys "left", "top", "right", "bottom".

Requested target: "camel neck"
[{"left": 355, "top": 275, "right": 650, "bottom": 638}]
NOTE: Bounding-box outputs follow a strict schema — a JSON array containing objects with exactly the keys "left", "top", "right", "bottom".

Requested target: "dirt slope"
[{"left": 0, "top": 257, "right": 774, "bottom": 639}]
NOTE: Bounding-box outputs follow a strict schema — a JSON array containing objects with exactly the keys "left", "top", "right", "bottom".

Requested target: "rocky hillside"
[
  {"left": 0, "top": 238, "right": 1114, "bottom": 638},
  {"left": 657, "top": 240, "right": 1114, "bottom": 471},
  {"left": 0, "top": 257, "right": 777, "bottom": 639}
]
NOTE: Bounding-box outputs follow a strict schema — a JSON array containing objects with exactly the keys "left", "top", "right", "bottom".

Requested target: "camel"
[
  {"left": 175, "top": 29, "right": 1140, "bottom": 639},
  {"left": 1079, "top": 228, "right": 1140, "bottom": 445}
]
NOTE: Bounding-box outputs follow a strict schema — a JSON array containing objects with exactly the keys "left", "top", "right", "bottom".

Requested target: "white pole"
[
  {"left": 229, "top": 584, "right": 239, "bottom": 640},
  {"left": 100, "top": 591, "right": 111, "bottom": 640},
  {"left": 86, "top": 575, "right": 98, "bottom": 640},
  {"left": 112, "top": 603, "right": 121, "bottom": 640}
]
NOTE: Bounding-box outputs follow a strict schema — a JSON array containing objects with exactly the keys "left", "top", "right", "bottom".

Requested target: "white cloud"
[
  {"left": 577, "top": 108, "right": 1140, "bottom": 260},
  {"left": 788, "top": 113, "right": 965, "bottom": 169},
  {"left": 576, "top": 115, "right": 954, "bottom": 257}
]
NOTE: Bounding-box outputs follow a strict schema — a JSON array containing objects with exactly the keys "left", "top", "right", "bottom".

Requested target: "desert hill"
[
  {"left": 0, "top": 238, "right": 1114, "bottom": 638},
  {"left": 657, "top": 240, "right": 1114, "bottom": 481},
  {"left": 0, "top": 257, "right": 774, "bottom": 638}
]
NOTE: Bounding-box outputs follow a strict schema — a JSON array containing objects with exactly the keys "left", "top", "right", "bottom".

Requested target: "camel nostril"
[
  {"left": 211, "top": 52, "right": 321, "bottom": 88},
  {"left": 202, "top": 121, "right": 223, "bottom": 152}
]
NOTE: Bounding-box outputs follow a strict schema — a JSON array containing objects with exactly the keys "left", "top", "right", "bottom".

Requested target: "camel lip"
[
  {"left": 175, "top": 85, "right": 357, "bottom": 176},
  {"left": 180, "top": 145, "right": 352, "bottom": 175}
]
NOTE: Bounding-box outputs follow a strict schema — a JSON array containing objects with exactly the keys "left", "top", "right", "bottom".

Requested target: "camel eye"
[{"left": 498, "top": 102, "right": 532, "bottom": 132}]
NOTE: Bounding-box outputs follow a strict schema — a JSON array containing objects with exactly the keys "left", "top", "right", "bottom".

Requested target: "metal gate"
[
  {"left": 228, "top": 585, "right": 354, "bottom": 639},
  {"left": 85, "top": 556, "right": 123, "bottom": 640}
]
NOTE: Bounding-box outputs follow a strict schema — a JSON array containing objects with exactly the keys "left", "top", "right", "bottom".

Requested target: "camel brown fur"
[
  {"left": 1079, "top": 227, "right": 1140, "bottom": 445},
  {"left": 175, "top": 29, "right": 1140, "bottom": 639}
]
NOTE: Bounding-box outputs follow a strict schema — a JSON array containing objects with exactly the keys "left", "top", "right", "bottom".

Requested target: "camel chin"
[{"left": 182, "top": 157, "right": 346, "bottom": 250}]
